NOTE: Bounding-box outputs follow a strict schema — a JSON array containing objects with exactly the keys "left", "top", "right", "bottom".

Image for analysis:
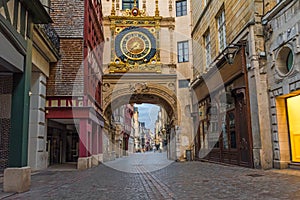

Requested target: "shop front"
[
  {"left": 263, "top": 0, "right": 300, "bottom": 169},
  {"left": 46, "top": 98, "right": 104, "bottom": 169},
  {"left": 192, "top": 47, "right": 253, "bottom": 168},
  {"left": 287, "top": 95, "right": 300, "bottom": 163},
  {"left": 47, "top": 124, "right": 79, "bottom": 165}
]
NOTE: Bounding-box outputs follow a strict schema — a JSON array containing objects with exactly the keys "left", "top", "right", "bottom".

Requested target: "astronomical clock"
[
  {"left": 115, "top": 26, "right": 156, "bottom": 65},
  {"left": 108, "top": 3, "right": 162, "bottom": 73}
]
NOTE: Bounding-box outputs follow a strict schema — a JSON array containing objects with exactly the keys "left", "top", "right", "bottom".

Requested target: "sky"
[{"left": 134, "top": 103, "right": 160, "bottom": 133}]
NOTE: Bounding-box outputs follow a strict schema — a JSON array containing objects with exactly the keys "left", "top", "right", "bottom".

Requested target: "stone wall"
[
  {"left": 264, "top": 0, "right": 300, "bottom": 168},
  {"left": 191, "top": 0, "right": 277, "bottom": 77}
]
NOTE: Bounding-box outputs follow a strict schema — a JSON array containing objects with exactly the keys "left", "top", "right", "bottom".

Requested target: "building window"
[
  {"left": 176, "top": 0, "right": 187, "bottom": 17},
  {"left": 276, "top": 46, "right": 294, "bottom": 75},
  {"left": 178, "top": 41, "right": 189, "bottom": 63},
  {"left": 178, "top": 79, "right": 190, "bottom": 88},
  {"left": 287, "top": 50, "right": 293, "bottom": 71},
  {"left": 122, "top": 0, "right": 138, "bottom": 10},
  {"left": 217, "top": 10, "right": 226, "bottom": 52},
  {"left": 204, "top": 32, "right": 211, "bottom": 68}
]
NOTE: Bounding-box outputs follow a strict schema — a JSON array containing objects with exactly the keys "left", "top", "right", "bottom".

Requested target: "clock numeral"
[
  {"left": 140, "top": 52, "right": 146, "bottom": 57},
  {"left": 145, "top": 43, "right": 150, "bottom": 48},
  {"left": 143, "top": 48, "right": 148, "bottom": 53}
]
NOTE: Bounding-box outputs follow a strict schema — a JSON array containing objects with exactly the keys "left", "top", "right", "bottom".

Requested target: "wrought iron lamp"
[{"left": 223, "top": 45, "right": 240, "bottom": 65}]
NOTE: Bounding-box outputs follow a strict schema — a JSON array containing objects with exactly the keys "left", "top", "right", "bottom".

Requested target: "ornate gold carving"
[
  {"left": 116, "top": 0, "right": 119, "bottom": 10},
  {"left": 111, "top": 0, "right": 116, "bottom": 16},
  {"left": 108, "top": 62, "right": 162, "bottom": 73},
  {"left": 150, "top": 28, "right": 156, "bottom": 33},
  {"left": 110, "top": 20, "right": 116, "bottom": 30},
  {"left": 115, "top": 27, "right": 122, "bottom": 33},
  {"left": 114, "top": 20, "right": 156, "bottom": 27},
  {"left": 169, "top": 0, "right": 173, "bottom": 12},
  {"left": 155, "top": 0, "right": 160, "bottom": 16},
  {"left": 122, "top": 8, "right": 146, "bottom": 17},
  {"left": 143, "top": 0, "right": 146, "bottom": 11}
]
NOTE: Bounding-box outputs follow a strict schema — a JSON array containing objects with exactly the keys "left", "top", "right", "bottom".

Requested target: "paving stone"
[{"left": 3, "top": 152, "right": 300, "bottom": 199}]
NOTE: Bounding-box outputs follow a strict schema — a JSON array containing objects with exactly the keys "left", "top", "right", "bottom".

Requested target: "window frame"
[
  {"left": 286, "top": 50, "right": 293, "bottom": 71},
  {"left": 176, "top": 0, "right": 187, "bottom": 17},
  {"left": 178, "top": 79, "right": 190, "bottom": 88},
  {"left": 204, "top": 32, "right": 211, "bottom": 69},
  {"left": 177, "top": 40, "right": 189, "bottom": 63},
  {"left": 276, "top": 46, "right": 294, "bottom": 75},
  {"left": 217, "top": 10, "right": 226, "bottom": 52},
  {"left": 122, "top": 0, "right": 138, "bottom": 10}
]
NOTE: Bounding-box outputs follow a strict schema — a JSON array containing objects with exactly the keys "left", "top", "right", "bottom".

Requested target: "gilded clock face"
[
  {"left": 115, "top": 27, "right": 156, "bottom": 64},
  {"left": 121, "top": 31, "right": 151, "bottom": 60}
]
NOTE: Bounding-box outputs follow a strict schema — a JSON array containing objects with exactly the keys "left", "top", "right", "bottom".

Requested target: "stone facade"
[
  {"left": 109, "top": 104, "right": 132, "bottom": 160},
  {"left": 133, "top": 107, "right": 140, "bottom": 152},
  {"left": 102, "top": 0, "right": 193, "bottom": 161},
  {"left": 263, "top": 0, "right": 300, "bottom": 168},
  {"left": 28, "top": 21, "right": 60, "bottom": 171},
  {"left": 191, "top": 0, "right": 278, "bottom": 168}
]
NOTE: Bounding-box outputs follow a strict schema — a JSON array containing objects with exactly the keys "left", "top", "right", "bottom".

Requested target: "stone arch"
[{"left": 103, "top": 81, "right": 179, "bottom": 125}]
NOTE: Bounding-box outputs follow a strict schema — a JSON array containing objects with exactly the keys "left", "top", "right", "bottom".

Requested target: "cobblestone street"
[{"left": 2, "top": 152, "right": 300, "bottom": 200}]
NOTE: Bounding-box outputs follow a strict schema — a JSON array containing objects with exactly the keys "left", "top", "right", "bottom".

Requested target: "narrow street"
[{"left": 2, "top": 152, "right": 300, "bottom": 200}]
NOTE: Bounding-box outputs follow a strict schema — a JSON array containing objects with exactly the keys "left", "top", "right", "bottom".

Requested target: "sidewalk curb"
[{"left": 0, "top": 192, "right": 16, "bottom": 200}]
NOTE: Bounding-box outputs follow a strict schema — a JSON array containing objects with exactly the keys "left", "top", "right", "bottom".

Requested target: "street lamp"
[{"left": 223, "top": 45, "right": 240, "bottom": 65}]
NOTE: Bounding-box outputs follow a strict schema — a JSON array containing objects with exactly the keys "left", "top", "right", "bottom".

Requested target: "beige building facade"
[
  {"left": 191, "top": 0, "right": 277, "bottom": 168},
  {"left": 101, "top": 0, "right": 193, "bottom": 160},
  {"left": 28, "top": 23, "right": 59, "bottom": 171}
]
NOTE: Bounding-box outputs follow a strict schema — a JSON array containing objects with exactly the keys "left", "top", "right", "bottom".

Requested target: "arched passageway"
[{"left": 102, "top": 73, "right": 180, "bottom": 160}]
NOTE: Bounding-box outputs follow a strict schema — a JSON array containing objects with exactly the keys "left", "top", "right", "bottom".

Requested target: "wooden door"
[{"left": 235, "top": 89, "right": 253, "bottom": 167}]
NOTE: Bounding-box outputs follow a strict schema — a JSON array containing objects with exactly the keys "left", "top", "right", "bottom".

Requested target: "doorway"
[
  {"left": 287, "top": 95, "right": 300, "bottom": 162},
  {"left": 47, "top": 127, "right": 79, "bottom": 165}
]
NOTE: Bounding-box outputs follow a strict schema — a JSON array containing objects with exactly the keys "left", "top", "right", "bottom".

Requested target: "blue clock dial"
[{"left": 115, "top": 27, "right": 156, "bottom": 64}]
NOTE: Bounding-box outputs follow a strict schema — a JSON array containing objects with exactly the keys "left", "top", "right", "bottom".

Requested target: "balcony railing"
[{"left": 36, "top": 23, "right": 60, "bottom": 53}]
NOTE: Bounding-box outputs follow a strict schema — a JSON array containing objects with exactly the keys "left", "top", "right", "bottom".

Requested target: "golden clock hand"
[{"left": 130, "top": 42, "right": 140, "bottom": 51}]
